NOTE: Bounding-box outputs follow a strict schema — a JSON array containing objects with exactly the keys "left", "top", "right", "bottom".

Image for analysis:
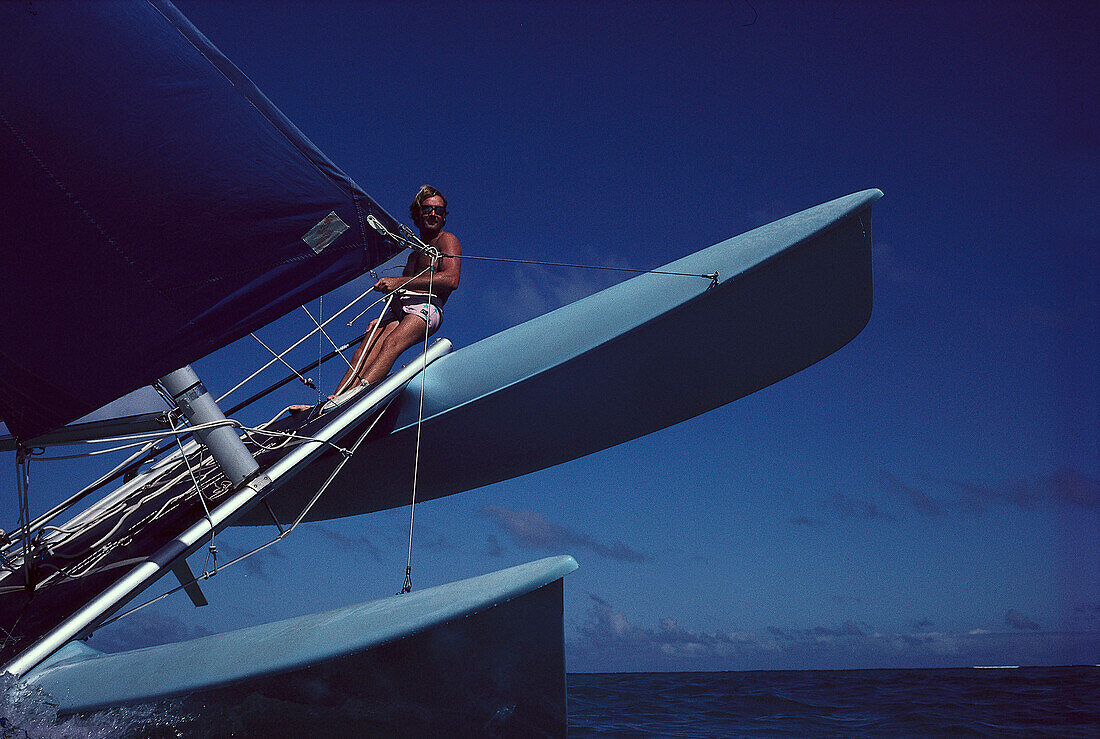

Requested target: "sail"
[{"left": 0, "top": 1, "right": 404, "bottom": 440}]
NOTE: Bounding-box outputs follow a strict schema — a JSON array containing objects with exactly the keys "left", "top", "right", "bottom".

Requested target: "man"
[{"left": 291, "top": 185, "right": 460, "bottom": 413}]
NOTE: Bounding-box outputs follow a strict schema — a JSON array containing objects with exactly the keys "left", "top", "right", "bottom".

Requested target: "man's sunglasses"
[{"left": 420, "top": 205, "right": 446, "bottom": 216}]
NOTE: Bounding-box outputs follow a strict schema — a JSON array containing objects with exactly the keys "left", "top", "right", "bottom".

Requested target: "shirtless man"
[{"left": 329, "top": 185, "right": 460, "bottom": 399}]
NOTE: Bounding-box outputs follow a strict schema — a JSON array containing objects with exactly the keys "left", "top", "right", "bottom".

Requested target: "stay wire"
[
  {"left": 400, "top": 261, "right": 436, "bottom": 595},
  {"left": 166, "top": 413, "right": 218, "bottom": 576},
  {"left": 97, "top": 392, "right": 401, "bottom": 631},
  {"left": 451, "top": 253, "right": 718, "bottom": 286}
]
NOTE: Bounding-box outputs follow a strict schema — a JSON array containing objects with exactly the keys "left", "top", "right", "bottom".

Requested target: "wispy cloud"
[
  {"left": 823, "top": 493, "right": 894, "bottom": 521},
  {"left": 483, "top": 533, "right": 504, "bottom": 558},
  {"left": 215, "top": 542, "right": 285, "bottom": 581},
  {"left": 474, "top": 247, "right": 634, "bottom": 326},
  {"left": 807, "top": 467, "right": 1100, "bottom": 527},
  {"left": 767, "top": 622, "right": 869, "bottom": 640},
  {"left": 1005, "top": 609, "right": 1040, "bottom": 631},
  {"left": 951, "top": 468, "right": 1100, "bottom": 511},
  {"left": 873, "top": 242, "right": 934, "bottom": 289},
  {"left": 87, "top": 611, "right": 210, "bottom": 653},
  {"left": 314, "top": 524, "right": 386, "bottom": 563},
  {"left": 878, "top": 471, "right": 946, "bottom": 517},
  {"left": 568, "top": 595, "right": 1100, "bottom": 672},
  {"left": 480, "top": 505, "right": 646, "bottom": 562}
]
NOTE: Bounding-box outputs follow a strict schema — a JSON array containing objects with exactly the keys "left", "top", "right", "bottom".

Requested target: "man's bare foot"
[{"left": 287, "top": 404, "right": 312, "bottom": 414}]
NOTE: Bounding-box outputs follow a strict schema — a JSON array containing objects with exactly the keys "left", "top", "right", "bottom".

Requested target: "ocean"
[
  {"left": 2, "top": 666, "right": 1097, "bottom": 736},
  {"left": 568, "top": 667, "right": 1100, "bottom": 737}
]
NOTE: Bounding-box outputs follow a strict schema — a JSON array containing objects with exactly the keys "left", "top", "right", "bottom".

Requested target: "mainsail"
[{"left": 0, "top": 1, "right": 404, "bottom": 440}]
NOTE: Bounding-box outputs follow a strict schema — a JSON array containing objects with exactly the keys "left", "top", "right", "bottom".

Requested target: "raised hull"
[
  {"left": 250, "top": 189, "right": 881, "bottom": 524},
  {"left": 24, "top": 556, "right": 577, "bottom": 737}
]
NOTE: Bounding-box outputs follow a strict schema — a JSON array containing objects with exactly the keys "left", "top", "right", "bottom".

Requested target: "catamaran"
[{"left": 0, "top": 2, "right": 880, "bottom": 734}]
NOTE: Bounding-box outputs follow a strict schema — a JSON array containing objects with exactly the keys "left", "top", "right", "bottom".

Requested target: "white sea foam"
[{"left": 0, "top": 674, "right": 184, "bottom": 738}]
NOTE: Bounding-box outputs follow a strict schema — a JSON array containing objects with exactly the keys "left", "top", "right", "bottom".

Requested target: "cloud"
[
  {"left": 570, "top": 594, "right": 762, "bottom": 670},
  {"left": 873, "top": 242, "right": 935, "bottom": 289},
  {"left": 86, "top": 611, "right": 210, "bottom": 653},
  {"left": 823, "top": 493, "right": 893, "bottom": 521},
  {"left": 413, "top": 527, "right": 454, "bottom": 552},
  {"left": 767, "top": 622, "right": 869, "bottom": 641},
  {"left": 480, "top": 505, "right": 646, "bottom": 562},
  {"left": 483, "top": 533, "right": 504, "bottom": 558},
  {"left": 879, "top": 471, "right": 946, "bottom": 517},
  {"left": 1072, "top": 604, "right": 1100, "bottom": 623},
  {"left": 314, "top": 524, "right": 386, "bottom": 563},
  {"left": 474, "top": 247, "right": 634, "bottom": 326},
  {"left": 860, "top": 468, "right": 1100, "bottom": 523},
  {"left": 214, "top": 542, "right": 285, "bottom": 581},
  {"left": 567, "top": 595, "right": 1100, "bottom": 672},
  {"left": 1005, "top": 609, "right": 1040, "bottom": 631},
  {"left": 952, "top": 468, "right": 1100, "bottom": 511}
]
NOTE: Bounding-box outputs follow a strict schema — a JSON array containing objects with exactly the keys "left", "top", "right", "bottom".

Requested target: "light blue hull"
[
  {"left": 249, "top": 189, "right": 882, "bottom": 524},
  {"left": 24, "top": 556, "right": 577, "bottom": 735}
]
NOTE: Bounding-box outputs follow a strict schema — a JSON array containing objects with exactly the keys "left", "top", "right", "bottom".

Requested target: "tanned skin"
[
  {"left": 289, "top": 194, "right": 460, "bottom": 412},
  {"left": 332, "top": 194, "right": 461, "bottom": 391}
]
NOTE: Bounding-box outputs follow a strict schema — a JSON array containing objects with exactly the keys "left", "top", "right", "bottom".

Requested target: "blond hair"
[{"left": 409, "top": 184, "right": 447, "bottom": 224}]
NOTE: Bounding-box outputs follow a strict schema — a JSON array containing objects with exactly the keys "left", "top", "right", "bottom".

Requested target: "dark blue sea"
[
  {"left": 567, "top": 667, "right": 1099, "bottom": 737},
  {"left": 2, "top": 666, "right": 1097, "bottom": 736}
]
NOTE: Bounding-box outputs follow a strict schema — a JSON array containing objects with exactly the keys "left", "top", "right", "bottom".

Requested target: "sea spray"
[{"left": 0, "top": 674, "right": 185, "bottom": 739}]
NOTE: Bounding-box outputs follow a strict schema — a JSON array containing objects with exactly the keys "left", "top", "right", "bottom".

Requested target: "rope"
[
  {"left": 452, "top": 253, "right": 719, "bottom": 286},
  {"left": 345, "top": 264, "right": 434, "bottom": 327},
  {"left": 333, "top": 292, "right": 395, "bottom": 396},
  {"left": 166, "top": 413, "right": 218, "bottom": 578},
  {"left": 302, "top": 302, "right": 353, "bottom": 373},
  {"left": 97, "top": 392, "right": 401, "bottom": 630},
  {"left": 215, "top": 279, "right": 386, "bottom": 404},
  {"left": 399, "top": 259, "right": 436, "bottom": 595},
  {"left": 250, "top": 333, "right": 315, "bottom": 391}
]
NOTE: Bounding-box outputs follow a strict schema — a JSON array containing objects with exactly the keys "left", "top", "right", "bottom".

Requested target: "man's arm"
[{"left": 378, "top": 234, "right": 461, "bottom": 297}]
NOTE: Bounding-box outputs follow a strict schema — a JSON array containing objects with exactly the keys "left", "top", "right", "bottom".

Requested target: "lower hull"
[{"left": 24, "top": 556, "right": 577, "bottom": 737}]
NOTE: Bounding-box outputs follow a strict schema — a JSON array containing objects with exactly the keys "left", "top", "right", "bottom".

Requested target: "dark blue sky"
[{"left": 4, "top": 1, "right": 1096, "bottom": 671}]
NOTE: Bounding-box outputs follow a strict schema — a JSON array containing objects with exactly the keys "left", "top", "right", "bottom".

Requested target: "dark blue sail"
[{"left": 0, "top": 1, "right": 404, "bottom": 440}]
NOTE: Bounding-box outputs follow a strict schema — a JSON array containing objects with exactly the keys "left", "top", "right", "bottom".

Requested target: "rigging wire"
[
  {"left": 331, "top": 292, "right": 395, "bottom": 397},
  {"left": 344, "top": 264, "right": 433, "bottom": 328},
  {"left": 317, "top": 295, "right": 324, "bottom": 404},
  {"left": 449, "top": 252, "right": 719, "bottom": 287},
  {"left": 166, "top": 412, "right": 218, "bottom": 578},
  {"left": 400, "top": 260, "right": 437, "bottom": 595},
  {"left": 302, "top": 301, "right": 354, "bottom": 374},
  {"left": 215, "top": 279, "right": 391, "bottom": 405},
  {"left": 96, "top": 392, "right": 401, "bottom": 631},
  {"left": 250, "top": 332, "right": 315, "bottom": 391}
]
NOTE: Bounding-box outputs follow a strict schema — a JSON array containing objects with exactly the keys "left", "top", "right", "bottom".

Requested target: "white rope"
[
  {"left": 333, "top": 292, "right": 395, "bottom": 397},
  {"left": 400, "top": 260, "right": 436, "bottom": 594},
  {"left": 302, "top": 303, "right": 353, "bottom": 372},
  {"left": 216, "top": 279, "right": 385, "bottom": 404},
  {"left": 344, "top": 265, "right": 434, "bottom": 327},
  {"left": 166, "top": 413, "right": 218, "bottom": 577},
  {"left": 98, "top": 393, "right": 401, "bottom": 630},
  {"left": 250, "top": 332, "right": 314, "bottom": 390}
]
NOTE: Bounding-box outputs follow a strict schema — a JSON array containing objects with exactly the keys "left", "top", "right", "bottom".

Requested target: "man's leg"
[
  {"left": 289, "top": 317, "right": 399, "bottom": 413},
  {"left": 333, "top": 317, "right": 399, "bottom": 396},
  {"left": 360, "top": 312, "right": 437, "bottom": 385}
]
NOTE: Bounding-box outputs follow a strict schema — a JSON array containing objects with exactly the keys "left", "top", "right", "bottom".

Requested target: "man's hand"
[{"left": 373, "top": 276, "right": 406, "bottom": 293}]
